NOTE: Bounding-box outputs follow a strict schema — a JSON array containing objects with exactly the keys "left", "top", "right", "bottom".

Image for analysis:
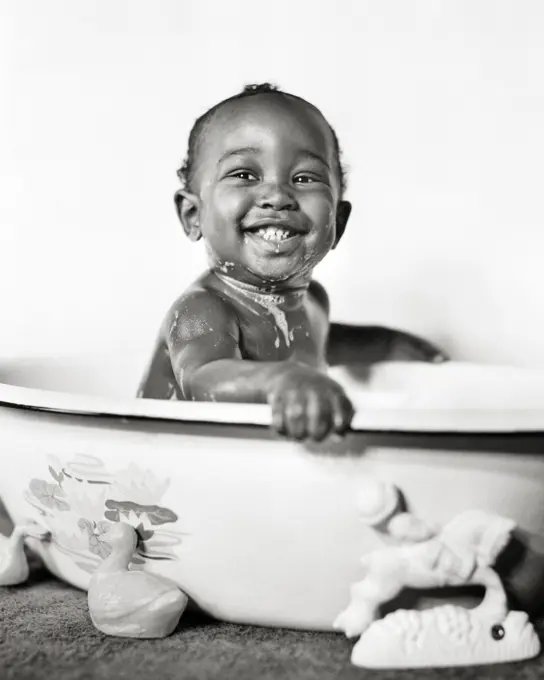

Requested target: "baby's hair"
[{"left": 177, "top": 82, "right": 347, "bottom": 195}]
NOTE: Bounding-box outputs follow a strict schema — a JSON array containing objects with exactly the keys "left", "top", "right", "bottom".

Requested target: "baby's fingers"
[
  {"left": 283, "top": 390, "right": 309, "bottom": 441},
  {"left": 415, "top": 337, "right": 448, "bottom": 364},
  {"left": 306, "top": 391, "right": 332, "bottom": 442},
  {"left": 268, "top": 384, "right": 353, "bottom": 442},
  {"left": 270, "top": 392, "right": 287, "bottom": 436},
  {"left": 331, "top": 391, "right": 355, "bottom": 435},
  {"left": 391, "top": 333, "right": 448, "bottom": 364}
]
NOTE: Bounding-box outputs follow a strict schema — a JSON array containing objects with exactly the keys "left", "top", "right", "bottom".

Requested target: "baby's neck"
[{"left": 212, "top": 271, "right": 308, "bottom": 308}]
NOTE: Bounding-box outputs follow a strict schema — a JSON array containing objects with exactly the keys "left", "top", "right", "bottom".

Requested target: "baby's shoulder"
[{"left": 162, "top": 277, "right": 239, "bottom": 339}]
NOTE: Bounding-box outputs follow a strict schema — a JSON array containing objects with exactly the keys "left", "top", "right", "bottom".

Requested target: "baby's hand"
[
  {"left": 267, "top": 366, "right": 354, "bottom": 441},
  {"left": 387, "top": 330, "right": 448, "bottom": 364}
]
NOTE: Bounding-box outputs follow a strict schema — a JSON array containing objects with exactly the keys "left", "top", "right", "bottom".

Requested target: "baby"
[
  {"left": 137, "top": 83, "right": 544, "bottom": 611},
  {"left": 138, "top": 82, "right": 447, "bottom": 441}
]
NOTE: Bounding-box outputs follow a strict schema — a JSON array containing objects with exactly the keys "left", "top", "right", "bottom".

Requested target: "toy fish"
[{"left": 351, "top": 605, "right": 541, "bottom": 668}]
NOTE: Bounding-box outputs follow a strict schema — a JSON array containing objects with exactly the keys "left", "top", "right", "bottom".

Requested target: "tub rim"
[{"left": 1, "top": 380, "right": 544, "bottom": 434}]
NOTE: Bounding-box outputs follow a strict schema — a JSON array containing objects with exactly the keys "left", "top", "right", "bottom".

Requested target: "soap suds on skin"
[
  {"left": 215, "top": 271, "right": 295, "bottom": 348},
  {"left": 167, "top": 382, "right": 177, "bottom": 400},
  {"left": 248, "top": 291, "right": 292, "bottom": 347},
  {"left": 218, "top": 261, "right": 236, "bottom": 274},
  {"left": 171, "top": 314, "right": 215, "bottom": 342},
  {"left": 170, "top": 309, "right": 180, "bottom": 336}
]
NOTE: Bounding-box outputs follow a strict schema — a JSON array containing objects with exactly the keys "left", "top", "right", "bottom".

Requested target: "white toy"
[
  {"left": 87, "top": 522, "right": 188, "bottom": 638},
  {"left": 350, "top": 606, "right": 540, "bottom": 668},
  {"left": 0, "top": 522, "right": 50, "bottom": 586},
  {"left": 334, "top": 485, "right": 541, "bottom": 668}
]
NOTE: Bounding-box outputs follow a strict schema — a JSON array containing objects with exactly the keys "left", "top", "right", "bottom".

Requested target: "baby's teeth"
[{"left": 256, "top": 227, "right": 291, "bottom": 241}]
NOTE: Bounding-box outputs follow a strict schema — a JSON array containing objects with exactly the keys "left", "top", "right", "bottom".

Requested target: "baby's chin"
[
  {"left": 213, "top": 260, "right": 310, "bottom": 290},
  {"left": 208, "top": 245, "right": 319, "bottom": 288},
  {"left": 245, "top": 258, "right": 314, "bottom": 288}
]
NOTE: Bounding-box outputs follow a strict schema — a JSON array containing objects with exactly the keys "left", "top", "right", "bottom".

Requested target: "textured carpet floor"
[
  {"left": 1, "top": 511, "right": 544, "bottom": 680},
  {"left": 3, "top": 564, "right": 544, "bottom": 680}
]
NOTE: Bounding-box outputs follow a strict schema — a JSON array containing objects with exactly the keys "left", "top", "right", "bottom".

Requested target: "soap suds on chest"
[{"left": 249, "top": 292, "right": 291, "bottom": 347}]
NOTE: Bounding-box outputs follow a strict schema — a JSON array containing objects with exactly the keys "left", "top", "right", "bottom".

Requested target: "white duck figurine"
[
  {"left": 88, "top": 522, "right": 188, "bottom": 638},
  {"left": 0, "top": 522, "right": 50, "bottom": 586}
]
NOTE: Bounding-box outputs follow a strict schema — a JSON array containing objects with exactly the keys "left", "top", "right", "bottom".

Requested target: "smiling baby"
[{"left": 138, "top": 83, "right": 446, "bottom": 441}]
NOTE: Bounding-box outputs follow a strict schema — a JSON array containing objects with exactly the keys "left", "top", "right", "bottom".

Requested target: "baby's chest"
[{"left": 237, "top": 307, "right": 324, "bottom": 364}]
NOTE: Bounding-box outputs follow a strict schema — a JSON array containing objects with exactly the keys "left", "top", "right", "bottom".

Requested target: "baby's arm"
[
  {"left": 166, "top": 289, "right": 353, "bottom": 441},
  {"left": 327, "top": 323, "right": 447, "bottom": 365},
  {"left": 309, "top": 281, "right": 447, "bottom": 366}
]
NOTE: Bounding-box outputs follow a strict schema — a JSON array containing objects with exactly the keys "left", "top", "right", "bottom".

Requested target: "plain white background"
[{"left": 1, "top": 0, "right": 544, "bottom": 367}]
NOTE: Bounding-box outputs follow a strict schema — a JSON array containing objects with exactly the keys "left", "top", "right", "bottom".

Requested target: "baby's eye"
[
  {"left": 229, "top": 170, "right": 258, "bottom": 181},
  {"left": 293, "top": 174, "right": 317, "bottom": 184}
]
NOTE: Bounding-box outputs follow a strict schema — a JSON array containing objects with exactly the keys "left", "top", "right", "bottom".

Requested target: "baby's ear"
[
  {"left": 333, "top": 200, "right": 352, "bottom": 249},
  {"left": 174, "top": 189, "right": 202, "bottom": 242}
]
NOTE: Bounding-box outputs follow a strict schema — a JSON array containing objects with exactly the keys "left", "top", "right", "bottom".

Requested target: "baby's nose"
[{"left": 257, "top": 181, "right": 297, "bottom": 211}]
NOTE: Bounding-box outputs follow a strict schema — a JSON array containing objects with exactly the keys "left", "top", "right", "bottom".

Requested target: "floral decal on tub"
[{"left": 24, "top": 454, "right": 184, "bottom": 574}]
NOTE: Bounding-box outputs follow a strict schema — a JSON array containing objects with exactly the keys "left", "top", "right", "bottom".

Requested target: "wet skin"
[{"left": 139, "top": 95, "right": 446, "bottom": 441}]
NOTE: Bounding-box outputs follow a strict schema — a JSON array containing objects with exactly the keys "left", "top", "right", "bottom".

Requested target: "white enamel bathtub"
[{"left": 1, "top": 354, "right": 544, "bottom": 631}]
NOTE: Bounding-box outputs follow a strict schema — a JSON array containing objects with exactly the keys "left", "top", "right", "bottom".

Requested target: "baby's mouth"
[{"left": 252, "top": 226, "right": 294, "bottom": 242}]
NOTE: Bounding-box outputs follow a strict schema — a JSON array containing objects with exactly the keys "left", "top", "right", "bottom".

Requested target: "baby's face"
[{"left": 187, "top": 95, "right": 346, "bottom": 287}]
